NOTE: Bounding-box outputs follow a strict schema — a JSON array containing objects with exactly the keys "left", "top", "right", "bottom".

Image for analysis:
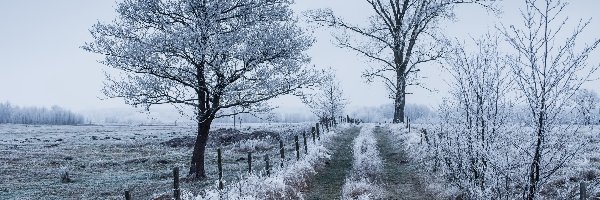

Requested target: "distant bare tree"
[
  {"left": 83, "top": 0, "right": 322, "bottom": 179},
  {"left": 0, "top": 102, "right": 10, "bottom": 124},
  {"left": 307, "top": 0, "right": 496, "bottom": 123},
  {"left": 302, "top": 69, "right": 347, "bottom": 123},
  {"left": 501, "top": 0, "right": 600, "bottom": 198},
  {"left": 572, "top": 89, "right": 599, "bottom": 125}
]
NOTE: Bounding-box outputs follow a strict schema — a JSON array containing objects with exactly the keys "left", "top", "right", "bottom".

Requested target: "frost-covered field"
[{"left": 0, "top": 123, "right": 313, "bottom": 199}]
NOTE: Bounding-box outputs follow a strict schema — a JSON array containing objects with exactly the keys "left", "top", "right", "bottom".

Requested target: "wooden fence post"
[
  {"left": 247, "top": 152, "right": 252, "bottom": 174},
  {"left": 125, "top": 191, "right": 131, "bottom": 200},
  {"left": 580, "top": 181, "right": 587, "bottom": 200},
  {"left": 294, "top": 135, "right": 300, "bottom": 161},
  {"left": 264, "top": 154, "right": 270, "bottom": 176},
  {"left": 217, "top": 148, "right": 223, "bottom": 190},
  {"left": 315, "top": 123, "right": 320, "bottom": 140},
  {"left": 311, "top": 127, "right": 316, "bottom": 143},
  {"left": 279, "top": 140, "right": 285, "bottom": 168},
  {"left": 173, "top": 167, "right": 180, "bottom": 200},
  {"left": 302, "top": 131, "right": 308, "bottom": 154}
]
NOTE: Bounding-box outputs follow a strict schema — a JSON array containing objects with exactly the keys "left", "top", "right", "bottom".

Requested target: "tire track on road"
[
  {"left": 303, "top": 126, "right": 360, "bottom": 200},
  {"left": 374, "top": 126, "right": 433, "bottom": 199}
]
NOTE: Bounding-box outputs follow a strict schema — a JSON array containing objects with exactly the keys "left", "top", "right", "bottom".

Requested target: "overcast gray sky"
[{"left": 1, "top": 0, "right": 599, "bottom": 116}]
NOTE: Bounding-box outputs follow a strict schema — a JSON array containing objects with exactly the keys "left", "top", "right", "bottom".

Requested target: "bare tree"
[
  {"left": 0, "top": 102, "right": 10, "bottom": 124},
  {"left": 307, "top": 0, "right": 495, "bottom": 123},
  {"left": 302, "top": 69, "right": 347, "bottom": 123},
  {"left": 83, "top": 0, "right": 322, "bottom": 179},
  {"left": 572, "top": 89, "right": 599, "bottom": 125},
  {"left": 501, "top": 0, "right": 600, "bottom": 198},
  {"left": 433, "top": 34, "right": 515, "bottom": 198}
]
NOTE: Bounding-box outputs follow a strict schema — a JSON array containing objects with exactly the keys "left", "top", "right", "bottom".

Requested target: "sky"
[{"left": 0, "top": 0, "right": 599, "bottom": 120}]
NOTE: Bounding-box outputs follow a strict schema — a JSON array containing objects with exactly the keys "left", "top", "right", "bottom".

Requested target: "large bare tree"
[
  {"left": 83, "top": 0, "right": 322, "bottom": 179},
  {"left": 308, "top": 0, "right": 495, "bottom": 123},
  {"left": 501, "top": 0, "right": 600, "bottom": 198}
]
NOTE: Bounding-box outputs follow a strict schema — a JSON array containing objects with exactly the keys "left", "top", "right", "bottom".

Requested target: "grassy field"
[{"left": 0, "top": 123, "right": 312, "bottom": 199}]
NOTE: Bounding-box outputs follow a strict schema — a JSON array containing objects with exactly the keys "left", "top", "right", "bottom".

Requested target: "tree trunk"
[
  {"left": 189, "top": 117, "right": 214, "bottom": 179},
  {"left": 527, "top": 112, "right": 544, "bottom": 200},
  {"left": 393, "top": 74, "right": 406, "bottom": 123}
]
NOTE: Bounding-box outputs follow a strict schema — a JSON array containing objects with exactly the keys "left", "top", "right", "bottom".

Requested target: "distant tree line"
[
  {"left": 351, "top": 103, "right": 432, "bottom": 123},
  {"left": 0, "top": 102, "right": 85, "bottom": 125}
]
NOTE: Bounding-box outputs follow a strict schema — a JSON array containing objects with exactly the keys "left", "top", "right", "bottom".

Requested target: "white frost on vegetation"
[
  {"left": 385, "top": 123, "right": 456, "bottom": 199},
  {"left": 387, "top": 122, "right": 600, "bottom": 199},
  {"left": 187, "top": 125, "right": 345, "bottom": 200},
  {"left": 341, "top": 124, "right": 385, "bottom": 199}
]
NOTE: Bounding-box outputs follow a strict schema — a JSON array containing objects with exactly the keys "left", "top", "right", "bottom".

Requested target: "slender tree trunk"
[
  {"left": 189, "top": 117, "right": 214, "bottom": 179},
  {"left": 393, "top": 73, "right": 406, "bottom": 123},
  {"left": 527, "top": 111, "right": 544, "bottom": 200},
  {"left": 584, "top": 110, "right": 590, "bottom": 125}
]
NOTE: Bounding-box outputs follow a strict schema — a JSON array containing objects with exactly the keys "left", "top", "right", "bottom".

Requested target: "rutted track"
[
  {"left": 303, "top": 126, "right": 360, "bottom": 200},
  {"left": 374, "top": 126, "right": 433, "bottom": 199}
]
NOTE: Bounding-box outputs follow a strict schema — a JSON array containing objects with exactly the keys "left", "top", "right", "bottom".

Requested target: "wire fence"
[{"left": 124, "top": 116, "right": 361, "bottom": 199}]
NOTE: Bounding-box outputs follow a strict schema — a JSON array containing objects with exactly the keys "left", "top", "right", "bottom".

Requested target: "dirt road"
[
  {"left": 374, "top": 126, "right": 433, "bottom": 199},
  {"left": 303, "top": 125, "right": 432, "bottom": 199},
  {"left": 303, "top": 126, "right": 360, "bottom": 200}
]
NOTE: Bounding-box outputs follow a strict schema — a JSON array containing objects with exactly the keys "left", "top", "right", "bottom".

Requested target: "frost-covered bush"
[
  {"left": 393, "top": 121, "right": 595, "bottom": 199},
  {"left": 394, "top": 31, "right": 594, "bottom": 199},
  {"left": 341, "top": 125, "right": 385, "bottom": 199}
]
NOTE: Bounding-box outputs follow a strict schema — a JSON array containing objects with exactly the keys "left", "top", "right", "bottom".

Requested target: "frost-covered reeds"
[
  {"left": 341, "top": 124, "right": 385, "bottom": 199},
  {"left": 186, "top": 125, "right": 345, "bottom": 200}
]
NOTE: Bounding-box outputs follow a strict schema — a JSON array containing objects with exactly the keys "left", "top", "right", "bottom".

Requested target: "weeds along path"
[
  {"left": 374, "top": 126, "right": 433, "bottom": 199},
  {"left": 303, "top": 126, "right": 360, "bottom": 200}
]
